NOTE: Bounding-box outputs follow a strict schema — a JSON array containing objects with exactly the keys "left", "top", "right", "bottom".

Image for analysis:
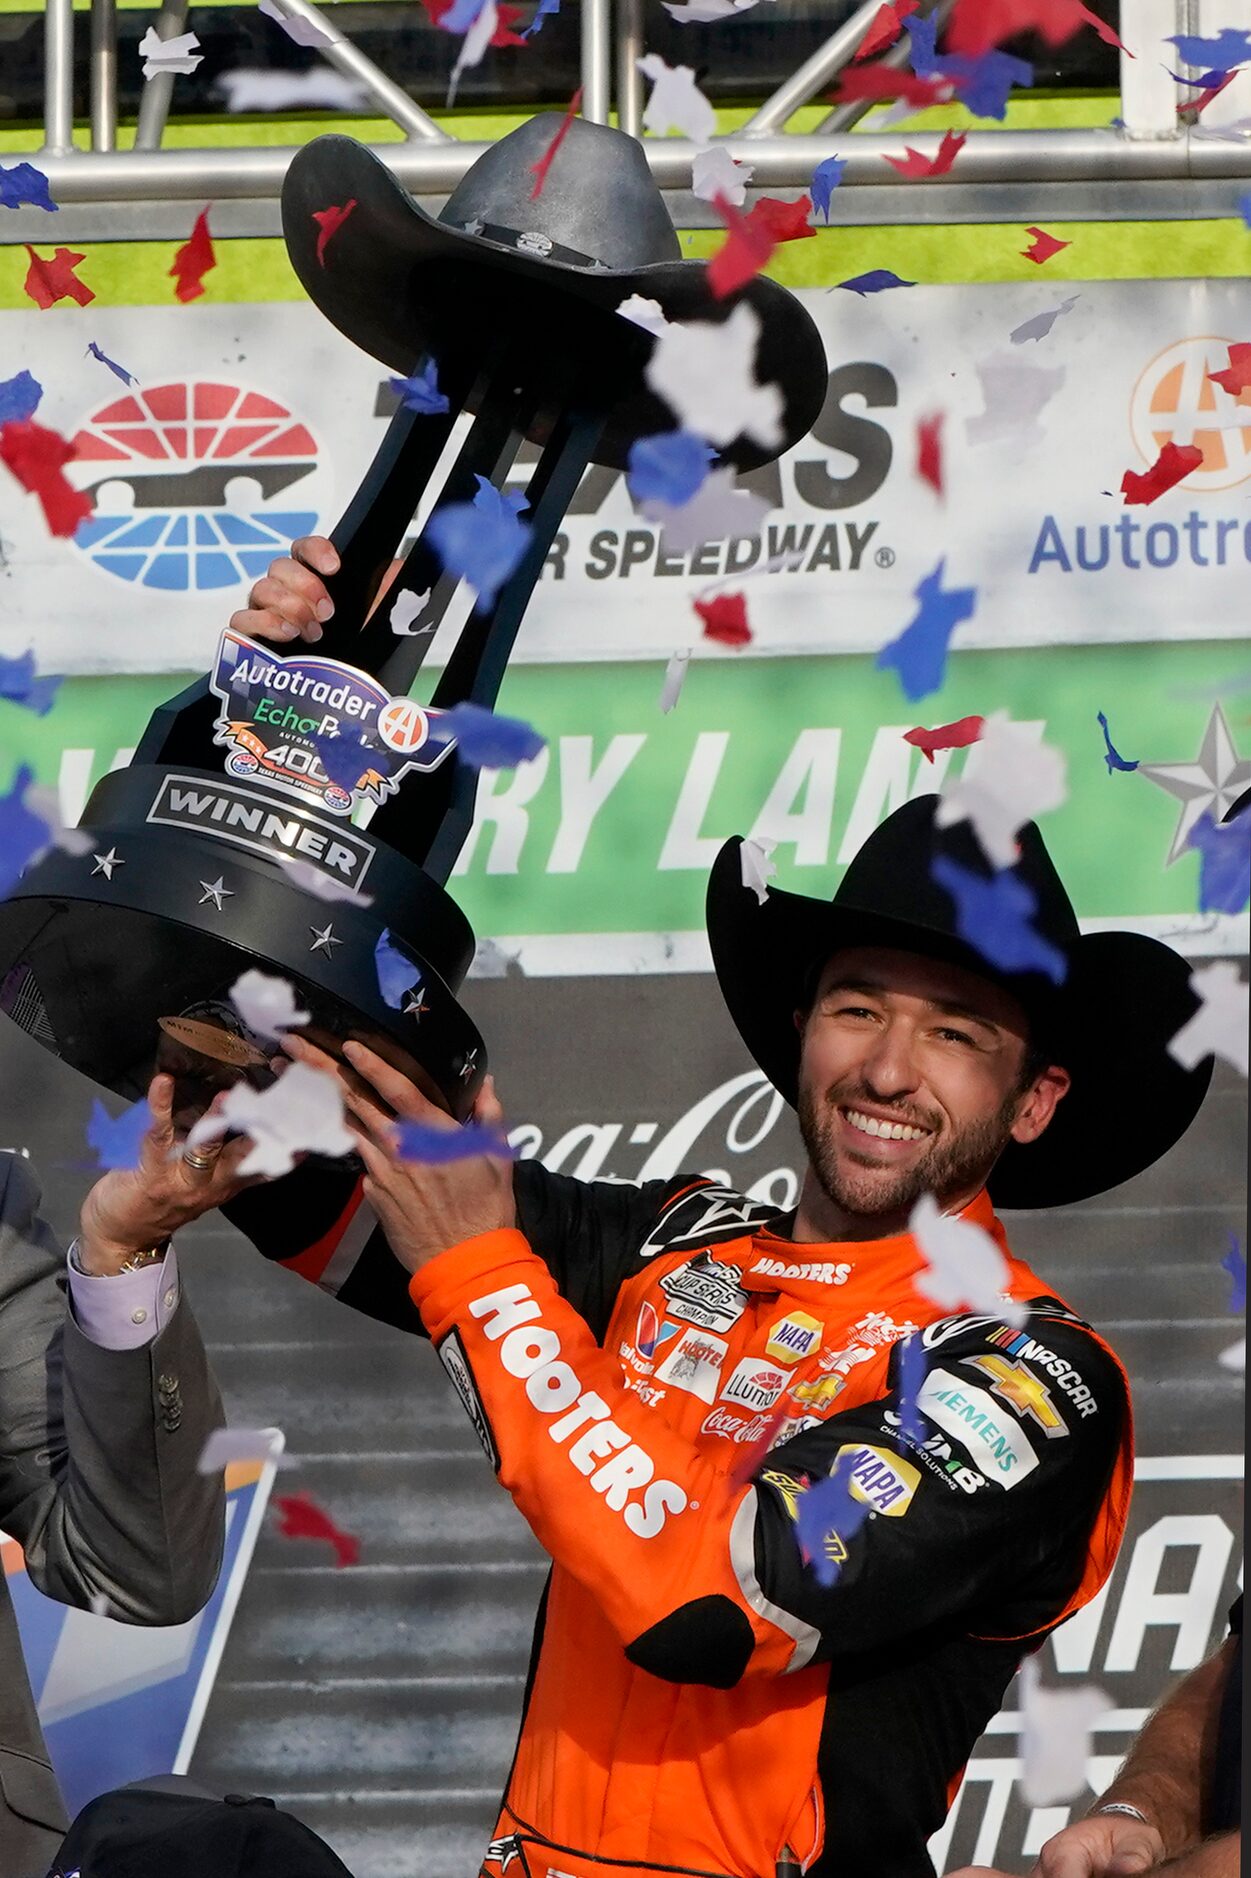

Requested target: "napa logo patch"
[
  {"left": 766, "top": 1311, "right": 822, "bottom": 1365},
  {"left": 835, "top": 1443, "right": 920, "bottom": 1516},
  {"left": 3, "top": 1443, "right": 280, "bottom": 1820}
]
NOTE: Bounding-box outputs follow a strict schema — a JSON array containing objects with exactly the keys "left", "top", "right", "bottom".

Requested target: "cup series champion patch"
[{"left": 209, "top": 628, "right": 455, "bottom": 817}]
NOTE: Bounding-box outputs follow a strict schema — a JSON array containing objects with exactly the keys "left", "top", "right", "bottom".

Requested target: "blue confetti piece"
[
  {"left": 87, "top": 1095, "right": 152, "bottom": 1171},
  {"left": 0, "top": 370, "right": 42, "bottom": 424},
  {"left": 522, "top": 0, "right": 561, "bottom": 39},
  {"left": 1240, "top": 195, "right": 1251, "bottom": 230},
  {"left": 626, "top": 430, "right": 713, "bottom": 507},
  {"left": 374, "top": 928, "right": 420, "bottom": 1010},
  {"left": 1186, "top": 808, "right": 1250, "bottom": 916},
  {"left": 810, "top": 155, "right": 846, "bottom": 223},
  {"left": 1165, "top": 65, "right": 1233, "bottom": 89},
  {"left": 1166, "top": 29, "right": 1251, "bottom": 70},
  {"left": 875, "top": 557, "right": 977, "bottom": 702},
  {"left": 0, "top": 765, "right": 51, "bottom": 901},
  {"left": 906, "top": 12, "right": 939, "bottom": 71},
  {"left": 0, "top": 652, "right": 60, "bottom": 718},
  {"left": 86, "top": 341, "right": 136, "bottom": 388},
  {"left": 932, "top": 855, "right": 1068, "bottom": 984},
  {"left": 389, "top": 358, "right": 450, "bottom": 416},
  {"left": 0, "top": 162, "right": 57, "bottom": 212},
  {"left": 794, "top": 1457, "right": 872, "bottom": 1590},
  {"left": 395, "top": 1119, "right": 515, "bottom": 1163},
  {"left": 1096, "top": 709, "right": 1138, "bottom": 774},
  {"left": 439, "top": 0, "right": 489, "bottom": 27},
  {"left": 1222, "top": 1232, "right": 1246, "bottom": 1314},
  {"left": 430, "top": 700, "right": 546, "bottom": 770},
  {"left": 835, "top": 269, "right": 915, "bottom": 297},
  {"left": 906, "top": 15, "right": 1031, "bottom": 119},
  {"left": 945, "top": 48, "right": 1033, "bottom": 121},
  {"left": 896, "top": 1333, "right": 928, "bottom": 1444},
  {"left": 310, "top": 727, "right": 372, "bottom": 792},
  {"left": 426, "top": 474, "right": 531, "bottom": 612}
]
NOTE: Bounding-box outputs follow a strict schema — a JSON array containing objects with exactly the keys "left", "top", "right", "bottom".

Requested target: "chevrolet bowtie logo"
[{"left": 965, "top": 1353, "right": 1067, "bottom": 1438}]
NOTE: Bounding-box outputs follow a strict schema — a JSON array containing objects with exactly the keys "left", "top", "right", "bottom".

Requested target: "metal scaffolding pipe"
[
  {"left": 42, "top": 0, "right": 75, "bottom": 156},
  {"left": 740, "top": 0, "right": 888, "bottom": 136},
  {"left": 134, "top": 0, "right": 190, "bottom": 150},
  {"left": 615, "top": 0, "right": 645, "bottom": 138},
  {"left": 23, "top": 127, "right": 1251, "bottom": 204},
  {"left": 581, "top": 0, "right": 612, "bottom": 125},
  {"left": 259, "top": 0, "right": 449, "bottom": 140},
  {"left": 90, "top": 0, "right": 118, "bottom": 154}
]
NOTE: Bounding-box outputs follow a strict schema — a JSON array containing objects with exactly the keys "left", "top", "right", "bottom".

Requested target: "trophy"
[{"left": 0, "top": 117, "right": 827, "bottom": 1137}]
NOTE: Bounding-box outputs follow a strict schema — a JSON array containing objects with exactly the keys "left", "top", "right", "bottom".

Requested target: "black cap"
[{"left": 51, "top": 1780, "right": 356, "bottom": 1878}]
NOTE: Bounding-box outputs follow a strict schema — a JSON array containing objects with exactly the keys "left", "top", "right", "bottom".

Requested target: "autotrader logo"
[
  {"left": 1129, "top": 337, "right": 1251, "bottom": 492},
  {"left": 69, "top": 380, "right": 320, "bottom": 591}
]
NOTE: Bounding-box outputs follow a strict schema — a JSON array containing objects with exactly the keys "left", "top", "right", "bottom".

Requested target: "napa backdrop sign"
[{"left": 0, "top": 280, "right": 1248, "bottom": 675}]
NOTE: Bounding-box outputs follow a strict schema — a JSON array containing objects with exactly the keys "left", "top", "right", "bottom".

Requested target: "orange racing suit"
[{"left": 227, "top": 1165, "right": 1132, "bottom": 1878}]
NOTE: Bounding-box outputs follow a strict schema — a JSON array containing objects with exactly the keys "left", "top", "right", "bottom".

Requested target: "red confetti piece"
[
  {"left": 491, "top": 1, "right": 529, "bottom": 43},
  {"left": 313, "top": 198, "right": 357, "bottom": 267},
  {"left": 272, "top": 1491, "right": 361, "bottom": 1567},
  {"left": 1021, "top": 225, "right": 1071, "bottom": 265},
  {"left": 853, "top": 0, "right": 919, "bottom": 60},
  {"left": 0, "top": 418, "right": 95, "bottom": 538},
  {"left": 904, "top": 714, "right": 985, "bottom": 762},
  {"left": 948, "top": 0, "right": 1090, "bottom": 57},
  {"left": 1181, "top": 71, "right": 1237, "bottom": 118},
  {"left": 1120, "top": 441, "right": 1203, "bottom": 507},
  {"left": 707, "top": 194, "right": 777, "bottom": 299},
  {"left": 529, "top": 87, "right": 582, "bottom": 200},
  {"left": 1209, "top": 343, "right": 1251, "bottom": 400},
  {"left": 916, "top": 413, "right": 944, "bottom": 497},
  {"left": 695, "top": 591, "right": 752, "bottom": 646},
  {"left": 22, "top": 244, "right": 94, "bottom": 311},
  {"left": 748, "top": 194, "right": 815, "bottom": 243},
  {"left": 883, "top": 129, "right": 967, "bottom": 179},
  {"left": 170, "top": 209, "right": 216, "bottom": 304},
  {"left": 832, "top": 64, "right": 951, "bottom": 106},
  {"left": 1075, "top": 0, "right": 1131, "bottom": 55}
]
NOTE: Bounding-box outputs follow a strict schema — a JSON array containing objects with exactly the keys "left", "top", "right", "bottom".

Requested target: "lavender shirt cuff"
[{"left": 66, "top": 1246, "right": 181, "bottom": 1351}]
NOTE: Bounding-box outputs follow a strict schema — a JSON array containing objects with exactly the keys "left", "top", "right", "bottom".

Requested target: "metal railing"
[{"left": 24, "top": 0, "right": 1251, "bottom": 219}]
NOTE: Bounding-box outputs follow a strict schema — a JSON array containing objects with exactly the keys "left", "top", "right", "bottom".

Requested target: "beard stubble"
[{"left": 797, "top": 1077, "right": 1021, "bottom": 1223}]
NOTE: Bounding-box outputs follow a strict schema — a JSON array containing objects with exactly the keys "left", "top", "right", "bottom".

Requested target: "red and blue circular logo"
[{"left": 70, "top": 380, "right": 320, "bottom": 591}]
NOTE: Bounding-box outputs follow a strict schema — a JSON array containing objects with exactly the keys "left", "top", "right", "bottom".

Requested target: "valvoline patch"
[{"left": 210, "top": 628, "right": 455, "bottom": 817}]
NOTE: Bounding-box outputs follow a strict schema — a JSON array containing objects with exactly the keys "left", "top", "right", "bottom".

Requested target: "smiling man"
[{"left": 200, "top": 779, "right": 1213, "bottom": 1878}]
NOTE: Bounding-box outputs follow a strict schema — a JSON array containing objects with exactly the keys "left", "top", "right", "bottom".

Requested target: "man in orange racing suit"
[{"left": 216, "top": 787, "right": 1211, "bottom": 1878}]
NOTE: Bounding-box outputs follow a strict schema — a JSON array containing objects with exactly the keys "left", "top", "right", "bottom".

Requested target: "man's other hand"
[
  {"left": 281, "top": 1033, "right": 516, "bottom": 1274},
  {"left": 228, "top": 534, "right": 339, "bottom": 645},
  {"left": 948, "top": 1809, "right": 1166, "bottom": 1878},
  {"left": 78, "top": 1073, "right": 265, "bottom": 1274}
]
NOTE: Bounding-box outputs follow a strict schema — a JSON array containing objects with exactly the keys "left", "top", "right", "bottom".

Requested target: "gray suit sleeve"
[{"left": 0, "top": 1153, "right": 226, "bottom": 1626}]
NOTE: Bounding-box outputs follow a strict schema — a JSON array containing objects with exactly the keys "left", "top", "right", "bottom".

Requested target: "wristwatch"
[{"left": 68, "top": 1238, "right": 170, "bottom": 1274}]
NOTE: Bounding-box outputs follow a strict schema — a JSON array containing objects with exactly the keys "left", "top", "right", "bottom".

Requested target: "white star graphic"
[
  {"left": 458, "top": 1046, "right": 479, "bottom": 1082},
  {"left": 91, "top": 848, "right": 123, "bottom": 880},
  {"left": 402, "top": 989, "right": 431, "bottom": 1020},
  {"left": 308, "top": 923, "right": 341, "bottom": 956},
  {"left": 198, "top": 877, "right": 234, "bottom": 909},
  {"left": 1138, "top": 703, "right": 1251, "bottom": 866}
]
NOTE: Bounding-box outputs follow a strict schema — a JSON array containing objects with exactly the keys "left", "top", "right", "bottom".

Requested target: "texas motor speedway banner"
[{"left": 0, "top": 278, "right": 1248, "bottom": 674}]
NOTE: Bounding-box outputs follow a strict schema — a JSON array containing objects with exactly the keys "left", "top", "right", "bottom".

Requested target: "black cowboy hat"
[
  {"left": 706, "top": 795, "right": 1213, "bottom": 1209},
  {"left": 280, "top": 120, "right": 828, "bottom": 472}
]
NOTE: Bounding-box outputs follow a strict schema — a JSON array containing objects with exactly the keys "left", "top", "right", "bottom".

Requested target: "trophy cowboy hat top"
[
  {"left": 281, "top": 117, "right": 828, "bottom": 472},
  {"left": 707, "top": 794, "right": 1214, "bottom": 1210}
]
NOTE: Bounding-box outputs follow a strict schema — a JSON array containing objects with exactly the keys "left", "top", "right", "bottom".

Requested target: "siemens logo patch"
[
  {"left": 147, "top": 772, "right": 375, "bottom": 890},
  {"left": 917, "top": 1368, "right": 1040, "bottom": 1489}
]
